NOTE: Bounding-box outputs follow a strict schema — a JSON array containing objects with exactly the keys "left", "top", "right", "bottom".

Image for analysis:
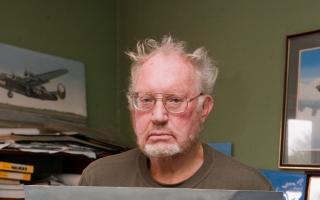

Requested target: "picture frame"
[
  {"left": 306, "top": 175, "right": 320, "bottom": 200},
  {"left": 0, "top": 43, "right": 87, "bottom": 129},
  {"left": 279, "top": 30, "right": 320, "bottom": 170}
]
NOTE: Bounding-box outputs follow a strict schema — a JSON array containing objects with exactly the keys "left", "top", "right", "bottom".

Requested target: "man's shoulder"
[
  {"left": 87, "top": 148, "right": 141, "bottom": 170},
  {"left": 210, "top": 148, "right": 259, "bottom": 174},
  {"left": 79, "top": 148, "right": 143, "bottom": 186},
  {"left": 82, "top": 148, "right": 140, "bottom": 176},
  {"left": 205, "top": 146, "right": 272, "bottom": 190},
  {"left": 79, "top": 149, "right": 142, "bottom": 186}
]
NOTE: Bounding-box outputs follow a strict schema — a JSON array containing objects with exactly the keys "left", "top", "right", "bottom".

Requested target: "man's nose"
[{"left": 151, "top": 100, "right": 168, "bottom": 125}]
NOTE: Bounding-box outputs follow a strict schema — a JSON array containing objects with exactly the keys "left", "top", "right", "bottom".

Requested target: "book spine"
[
  {"left": 0, "top": 178, "right": 20, "bottom": 185},
  {"left": 0, "top": 171, "right": 31, "bottom": 181},
  {"left": 0, "top": 161, "right": 34, "bottom": 173}
]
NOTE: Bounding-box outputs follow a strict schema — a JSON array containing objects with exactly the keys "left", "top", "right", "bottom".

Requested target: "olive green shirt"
[{"left": 79, "top": 144, "right": 272, "bottom": 190}]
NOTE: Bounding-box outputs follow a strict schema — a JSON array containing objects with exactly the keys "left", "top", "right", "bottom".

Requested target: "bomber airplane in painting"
[{"left": 0, "top": 69, "right": 68, "bottom": 101}]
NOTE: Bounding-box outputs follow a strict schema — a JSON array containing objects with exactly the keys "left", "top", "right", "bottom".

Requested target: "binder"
[
  {"left": 0, "top": 170, "right": 31, "bottom": 181},
  {"left": 0, "top": 161, "right": 34, "bottom": 173}
]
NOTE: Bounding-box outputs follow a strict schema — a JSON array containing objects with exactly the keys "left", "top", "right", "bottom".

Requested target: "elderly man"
[{"left": 79, "top": 36, "right": 271, "bottom": 190}]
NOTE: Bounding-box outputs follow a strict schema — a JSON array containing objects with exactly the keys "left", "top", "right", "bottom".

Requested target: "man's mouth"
[{"left": 146, "top": 132, "right": 174, "bottom": 142}]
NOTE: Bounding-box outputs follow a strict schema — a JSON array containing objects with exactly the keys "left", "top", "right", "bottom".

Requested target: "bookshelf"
[
  {"left": 0, "top": 143, "right": 124, "bottom": 200},
  {"left": 0, "top": 125, "right": 127, "bottom": 199},
  {"left": 0, "top": 149, "right": 106, "bottom": 178}
]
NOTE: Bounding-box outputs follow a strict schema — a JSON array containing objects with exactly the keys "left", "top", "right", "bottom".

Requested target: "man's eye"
[
  {"left": 139, "top": 96, "right": 154, "bottom": 104},
  {"left": 167, "top": 96, "right": 183, "bottom": 104}
]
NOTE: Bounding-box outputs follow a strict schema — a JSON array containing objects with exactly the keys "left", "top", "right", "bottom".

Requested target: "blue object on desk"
[
  {"left": 261, "top": 169, "right": 306, "bottom": 200},
  {"left": 207, "top": 143, "right": 232, "bottom": 156}
]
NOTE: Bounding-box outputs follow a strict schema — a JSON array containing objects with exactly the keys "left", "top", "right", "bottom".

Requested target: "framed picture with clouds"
[{"left": 280, "top": 30, "right": 320, "bottom": 170}]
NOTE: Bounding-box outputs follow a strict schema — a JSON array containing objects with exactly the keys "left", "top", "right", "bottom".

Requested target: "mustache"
[
  {"left": 144, "top": 126, "right": 174, "bottom": 138},
  {"left": 147, "top": 125, "right": 172, "bottom": 133}
]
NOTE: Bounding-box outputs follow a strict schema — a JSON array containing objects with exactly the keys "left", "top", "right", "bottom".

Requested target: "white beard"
[{"left": 143, "top": 143, "right": 182, "bottom": 158}]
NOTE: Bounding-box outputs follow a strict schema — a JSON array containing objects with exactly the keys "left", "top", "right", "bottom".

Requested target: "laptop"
[{"left": 24, "top": 185, "right": 282, "bottom": 200}]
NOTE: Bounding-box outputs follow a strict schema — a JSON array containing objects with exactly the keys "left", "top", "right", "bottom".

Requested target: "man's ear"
[{"left": 200, "top": 95, "right": 214, "bottom": 123}]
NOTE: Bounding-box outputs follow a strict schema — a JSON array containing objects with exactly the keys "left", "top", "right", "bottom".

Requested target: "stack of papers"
[
  {"left": 9, "top": 142, "right": 97, "bottom": 158},
  {"left": 0, "top": 128, "right": 125, "bottom": 158}
]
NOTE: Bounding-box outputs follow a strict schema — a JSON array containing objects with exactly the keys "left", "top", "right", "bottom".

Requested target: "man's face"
[{"left": 131, "top": 52, "right": 212, "bottom": 157}]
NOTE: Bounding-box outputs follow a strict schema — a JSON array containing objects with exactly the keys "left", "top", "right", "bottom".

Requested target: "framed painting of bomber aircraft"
[
  {"left": 0, "top": 43, "right": 87, "bottom": 128},
  {"left": 280, "top": 30, "right": 320, "bottom": 170}
]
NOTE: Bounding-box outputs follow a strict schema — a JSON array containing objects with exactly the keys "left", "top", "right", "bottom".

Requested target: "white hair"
[{"left": 126, "top": 35, "right": 218, "bottom": 95}]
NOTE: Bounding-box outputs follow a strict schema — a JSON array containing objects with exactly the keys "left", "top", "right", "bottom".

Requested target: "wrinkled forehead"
[{"left": 133, "top": 52, "right": 199, "bottom": 94}]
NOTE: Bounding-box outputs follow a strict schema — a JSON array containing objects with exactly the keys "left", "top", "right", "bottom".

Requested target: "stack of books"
[
  {"left": 0, "top": 161, "right": 34, "bottom": 199},
  {"left": 0, "top": 161, "right": 34, "bottom": 181}
]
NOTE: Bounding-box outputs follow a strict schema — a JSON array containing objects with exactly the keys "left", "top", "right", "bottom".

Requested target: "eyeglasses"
[{"left": 129, "top": 92, "right": 203, "bottom": 114}]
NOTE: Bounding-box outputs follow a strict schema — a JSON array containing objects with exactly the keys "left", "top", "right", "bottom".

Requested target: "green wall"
[
  {"left": 118, "top": 0, "right": 320, "bottom": 169},
  {"left": 3, "top": 0, "right": 320, "bottom": 170},
  {"left": 0, "top": 1, "right": 119, "bottom": 140}
]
